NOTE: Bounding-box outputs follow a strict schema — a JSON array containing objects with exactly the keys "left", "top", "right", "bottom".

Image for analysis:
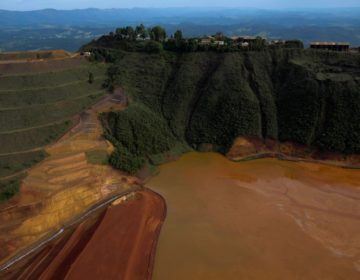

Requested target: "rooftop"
[{"left": 310, "top": 42, "right": 350, "bottom": 46}]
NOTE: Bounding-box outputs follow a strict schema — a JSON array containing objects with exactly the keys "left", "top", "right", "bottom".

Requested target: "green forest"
[{"left": 86, "top": 32, "right": 360, "bottom": 174}]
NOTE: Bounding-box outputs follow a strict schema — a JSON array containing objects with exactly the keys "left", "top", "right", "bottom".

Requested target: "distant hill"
[
  {"left": 2, "top": 8, "right": 360, "bottom": 27},
  {"left": 2, "top": 8, "right": 360, "bottom": 51}
]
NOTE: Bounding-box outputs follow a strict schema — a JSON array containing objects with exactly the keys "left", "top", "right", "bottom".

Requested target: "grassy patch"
[
  {"left": 0, "top": 79, "right": 105, "bottom": 108},
  {"left": 0, "top": 173, "right": 26, "bottom": 202},
  {"left": 0, "top": 92, "right": 104, "bottom": 132},
  {"left": 0, "top": 50, "right": 70, "bottom": 61},
  {"left": 0, "top": 150, "right": 47, "bottom": 178},
  {"left": 0, "top": 179, "right": 20, "bottom": 202},
  {"left": 0, "top": 64, "right": 106, "bottom": 91},
  {"left": 0, "top": 120, "right": 73, "bottom": 154},
  {"left": 85, "top": 149, "right": 109, "bottom": 165},
  {"left": 0, "top": 59, "right": 108, "bottom": 177}
]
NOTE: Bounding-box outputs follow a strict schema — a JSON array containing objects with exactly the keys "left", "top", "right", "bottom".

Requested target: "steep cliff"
[{"left": 99, "top": 49, "right": 360, "bottom": 173}]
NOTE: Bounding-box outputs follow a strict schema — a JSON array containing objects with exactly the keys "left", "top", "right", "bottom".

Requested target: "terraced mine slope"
[
  {"left": 0, "top": 54, "right": 107, "bottom": 182},
  {"left": 0, "top": 50, "right": 72, "bottom": 62},
  {"left": 91, "top": 48, "right": 360, "bottom": 173},
  {"left": 0, "top": 52, "right": 144, "bottom": 268},
  {"left": 0, "top": 83, "right": 139, "bottom": 267}
]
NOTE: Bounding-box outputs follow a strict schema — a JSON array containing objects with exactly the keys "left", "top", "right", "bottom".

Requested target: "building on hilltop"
[
  {"left": 200, "top": 36, "right": 215, "bottom": 45},
  {"left": 230, "top": 36, "right": 258, "bottom": 44},
  {"left": 80, "top": 51, "right": 92, "bottom": 57},
  {"left": 199, "top": 36, "right": 224, "bottom": 46},
  {"left": 310, "top": 42, "right": 350, "bottom": 52},
  {"left": 199, "top": 36, "right": 214, "bottom": 45},
  {"left": 214, "top": 40, "right": 225, "bottom": 46}
]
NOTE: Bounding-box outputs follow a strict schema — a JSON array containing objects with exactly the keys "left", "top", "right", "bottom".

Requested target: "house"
[
  {"left": 241, "top": 36, "right": 258, "bottom": 43},
  {"left": 80, "top": 52, "right": 92, "bottom": 57},
  {"left": 230, "top": 36, "right": 258, "bottom": 45},
  {"left": 135, "top": 34, "right": 151, "bottom": 41},
  {"left": 310, "top": 42, "right": 350, "bottom": 52},
  {"left": 214, "top": 40, "right": 225, "bottom": 46},
  {"left": 199, "top": 36, "right": 214, "bottom": 45},
  {"left": 270, "top": 40, "right": 285, "bottom": 45}
]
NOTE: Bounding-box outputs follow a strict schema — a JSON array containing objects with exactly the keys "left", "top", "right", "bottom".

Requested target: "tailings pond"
[{"left": 147, "top": 152, "right": 360, "bottom": 280}]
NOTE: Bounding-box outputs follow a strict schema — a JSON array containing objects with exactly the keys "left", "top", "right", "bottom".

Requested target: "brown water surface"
[{"left": 147, "top": 152, "right": 360, "bottom": 280}]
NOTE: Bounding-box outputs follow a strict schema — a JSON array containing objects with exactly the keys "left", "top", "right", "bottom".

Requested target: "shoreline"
[{"left": 230, "top": 152, "right": 360, "bottom": 170}]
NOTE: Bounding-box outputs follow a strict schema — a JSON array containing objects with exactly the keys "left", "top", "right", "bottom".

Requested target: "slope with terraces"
[{"left": 0, "top": 53, "right": 138, "bottom": 264}]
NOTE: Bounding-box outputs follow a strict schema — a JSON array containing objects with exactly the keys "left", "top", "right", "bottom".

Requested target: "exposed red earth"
[
  {"left": 227, "top": 136, "right": 360, "bottom": 168},
  {"left": 7, "top": 190, "right": 166, "bottom": 280}
]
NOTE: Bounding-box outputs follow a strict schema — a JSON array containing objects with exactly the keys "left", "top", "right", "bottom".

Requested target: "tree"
[
  {"left": 109, "top": 148, "right": 145, "bottom": 175},
  {"left": 251, "top": 36, "right": 266, "bottom": 50},
  {"left": 125, "top": 26, "right": 135, "bottom": 40},
  {"left": 135, "top": 24, "right": 148, "bottom": 39},
  {"left": 215, "top": 32, "right": 224, "bottom": 40},
  {"left": 144, "top": 41, "right": 163, "bottom": 53},
  {"left": 115, "top": 26, "right": 135, "bottom": 40},
  {"left": 88, "top": 72, "right": 94, "bottom": 84},
  {"left": 150, "top": 26, "right": 167, "bottom": 42},
  {"left": 187, "top": 38, "right": 199, "bottom": 52},
  {"left": 115, "top": 27, "right": 126, "bottom": 38},
  {"left": 174, "top": 30, "right": 183, "bottom": 42},
  {"left": 284, "top": 40, "right": 304, "bottom": 49}
]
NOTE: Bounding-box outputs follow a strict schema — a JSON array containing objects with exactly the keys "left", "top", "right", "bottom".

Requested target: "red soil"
[
  {"left": 37, "top": 190, "right": 166, "bottom": 280},
  {"left": 227, "top": 136, "right": 360, "bottom": 168}
]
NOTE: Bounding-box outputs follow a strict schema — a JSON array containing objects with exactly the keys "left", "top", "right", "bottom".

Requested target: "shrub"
[
  {"left": 144, "top": 41, "right": 163, "bottom": 53},
  {"left": 0, "top": 180, "right": 21, "bottom": 202}
]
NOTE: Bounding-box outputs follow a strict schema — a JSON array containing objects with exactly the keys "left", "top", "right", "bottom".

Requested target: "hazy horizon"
[{"left": 2, "top": 0, "right": 360, "bottom": 11}]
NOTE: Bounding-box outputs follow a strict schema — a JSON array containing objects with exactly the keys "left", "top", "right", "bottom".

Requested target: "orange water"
[{"left": 147, "top": 152, "right": 360, "bottom": 280}]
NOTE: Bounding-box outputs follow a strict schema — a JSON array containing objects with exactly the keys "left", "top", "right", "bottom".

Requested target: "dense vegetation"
[
  {"left": 95, "top": 43, "right": 360, "bottom": 173},
  {"left": 0, "top": 176, "right": 23, "bottom": 202},
  {"left": 82, "top": 25, "right": 293, "bottom": 57}
]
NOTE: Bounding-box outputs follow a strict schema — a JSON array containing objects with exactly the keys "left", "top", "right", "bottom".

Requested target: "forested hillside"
[{"left": 96, "top": 48, "right": 360, "bottom": 173}]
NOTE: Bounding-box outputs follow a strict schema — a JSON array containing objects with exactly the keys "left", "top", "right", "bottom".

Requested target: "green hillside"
[
  {"left": 97, "top": 48, "right": 360, "bottom": 174},
  {"left": 0, "top": 58, "right": 107, "bottom": 179}
]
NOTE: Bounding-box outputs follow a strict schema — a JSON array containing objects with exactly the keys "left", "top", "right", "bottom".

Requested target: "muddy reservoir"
[{"left": 147, "top": 152, "right": 360, "bottom": 280}]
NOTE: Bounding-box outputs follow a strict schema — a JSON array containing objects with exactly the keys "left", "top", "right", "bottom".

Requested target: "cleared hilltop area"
[{"left": 80, "top": 25, "right": 360, "bottom": 175}]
